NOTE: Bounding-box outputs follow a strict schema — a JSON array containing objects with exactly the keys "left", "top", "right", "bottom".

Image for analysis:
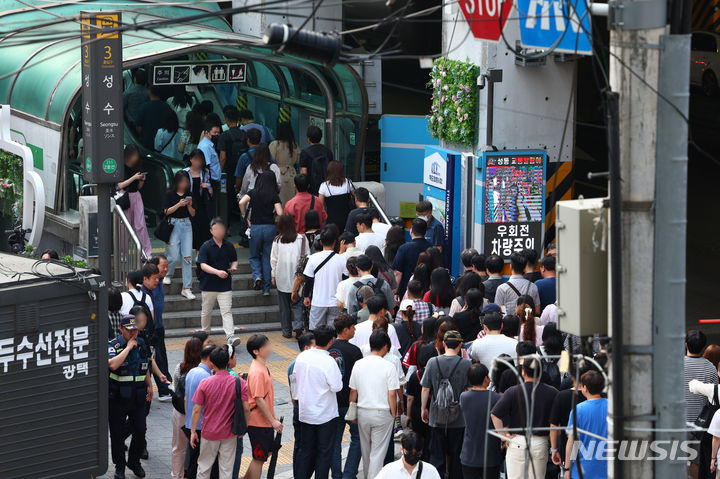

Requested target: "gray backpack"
[{"left": 430, "top": 357, "right": 463, "bottom": 426}]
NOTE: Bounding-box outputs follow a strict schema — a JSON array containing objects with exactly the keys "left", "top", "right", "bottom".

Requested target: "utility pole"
[{"left": 606, "top": 0, "right": 689, "bottom": 477}]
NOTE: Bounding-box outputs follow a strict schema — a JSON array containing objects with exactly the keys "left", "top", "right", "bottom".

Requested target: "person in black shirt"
[
  {"left": 135, "top": 85, "right": 174, "bottom": 149},
  {"left": 498, "top": 340, "right": 538, "bottom": 393},
  {"left": 238, "top": 171, "right": 282, "bottom": 295},
  {"left": 327, "top": 314, "right": 364, "bottom": 479},
  {"left": 345, "top": 187, "right": 370, "bottom": 236},
  {"left": 164, "top": 170, "right": 196, "bottom": 300},
  {"left": 482, "top": 254, "right": 506, "bottom": 303},
  {"left": 405, "top": 345, "right": 436, "bottom": 462},
  {"left": 491, "top": 357, "right": 558, "bottom": 479},
  {"left": 218, "top": 106, "right": 247, "bottom": 226},
  {"left": 452, "top": 288, "right": 485, "bottom": 343},
  {"left": 523, "top": 248, "right": 543, "bottom": 283},
  {"left": 394, "top": 299, "right": 423, "bottom": 358},
  {"left": 299, "top": 125, "right": 334, "bottom": 195}
]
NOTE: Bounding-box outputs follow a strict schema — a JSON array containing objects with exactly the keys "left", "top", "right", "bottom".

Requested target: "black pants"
[
  {"left": 462, "top": 464, "right": 501, "bottom": 479},
  {"left": 208, "top": 179, "right": 220, "bottom": 220},
  {"left": 151, "top": 327, "right": 171, "bottom": 395},
  {"left": 699, "top": 432, "right": 713, "bottom": 479},
  {"left": 410, "top": 414, "right": 431, "bottom": 461},
  {"left": 295, "top": 418, "right": 338, "bottom": 479},
  {"left": 109, "top": 389, "right": 146, "bottom": 470},
  {"left": 429, "top": 426, "right": 464, "bottom": 479},
  {"left": 182, "top": 427, "right": 219, "bottom": 479}
]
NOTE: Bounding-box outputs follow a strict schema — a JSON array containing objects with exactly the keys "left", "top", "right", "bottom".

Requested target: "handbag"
[
  {"left": 345, "top": 402, "right": 358, "bottom": 421},
  {"left": 115, "top": 190, "right": 130, "bottom": 210},
  {"left": 232, "top": 377, "right": 248, "bottom": 436},
  {"left": 694, "top": 384, "right": 719, "bottom": 439},
  {"left": 154, "top": 216, "right": 174, "bottom": 243}
]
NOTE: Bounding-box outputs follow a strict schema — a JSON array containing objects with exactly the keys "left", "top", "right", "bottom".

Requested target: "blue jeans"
[
  {"left": 332, "top": 406, "right": 361, "bottom": 479},
  {"left": 249, "top": 223, "right": 275, "bottom": 292},
  {"left": 232, "top": 436, "right": 243, "bottom": 479},
  {"left": 166, "top": 217, "right": 193, "bottom": 289}
]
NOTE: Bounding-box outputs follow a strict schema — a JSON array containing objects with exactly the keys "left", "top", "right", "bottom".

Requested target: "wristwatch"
[{"left": 550, "top": 448, "right": 558, "bottom": 453}]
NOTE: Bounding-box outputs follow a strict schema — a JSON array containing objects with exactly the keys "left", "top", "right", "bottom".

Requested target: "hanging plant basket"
[{"left": 427, "top": 57, "right": 479, "bottom": 148}]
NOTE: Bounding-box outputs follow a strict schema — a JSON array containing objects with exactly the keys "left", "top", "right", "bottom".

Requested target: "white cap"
[{"left": 399, "top": 299, "right": 415, "bottom": 311}]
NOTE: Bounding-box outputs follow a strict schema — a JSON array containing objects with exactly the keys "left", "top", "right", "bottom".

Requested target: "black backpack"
[
  {"left": 131, "top": 289, "right": 155, "bottom": 342},
  {"left": 171, "top": 373, "right": 186, "bottom": 414},
  {"left": 309, "top": 148, "right": 330, "bottom": 193},
  {"left": 225, "top": 127, "right": 248, "bottom": 175},
  {"left": 353, "top": 277, "right": 385, "bottom": 298}
]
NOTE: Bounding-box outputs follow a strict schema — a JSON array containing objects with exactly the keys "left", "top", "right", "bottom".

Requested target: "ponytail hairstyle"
[
  {"left": 371, "top": 314, "right": 389, "bottom": 333},
  {"left": 516, "top": 298, "right": 537, "bottom": 345},
  {"left": 401, "top": 304, "right": 417, "bottom": 338}
]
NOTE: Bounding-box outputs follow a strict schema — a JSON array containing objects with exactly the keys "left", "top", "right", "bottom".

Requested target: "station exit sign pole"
[{"left": 81, "top": 11, "right": 124, "bottom": 183}]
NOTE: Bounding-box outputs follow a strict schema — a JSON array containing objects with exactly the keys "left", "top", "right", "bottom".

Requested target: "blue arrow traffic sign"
[{"left": 517, "top": 0, "right": 592, "bottom": 55}]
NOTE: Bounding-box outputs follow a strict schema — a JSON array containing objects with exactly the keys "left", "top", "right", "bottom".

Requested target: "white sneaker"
[
  {"left": 158, "top": 394, "right": 172, "bottom": 402},
  {"left": 163, "top": 276, "right": 172, "bottom": 285},
  {"left": 181, "top": 288, "right": 196, "bottom": 300}
]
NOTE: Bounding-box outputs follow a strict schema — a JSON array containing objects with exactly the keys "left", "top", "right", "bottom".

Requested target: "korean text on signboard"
[
  {"left": 0, "top": 327, "right": 90, "bottom": 380},
  {"left": 81, "top": 11, "right": 124, "bottom": 183},
  {"left": 482, "top": 151, "right": 546, "bottom": 260}
]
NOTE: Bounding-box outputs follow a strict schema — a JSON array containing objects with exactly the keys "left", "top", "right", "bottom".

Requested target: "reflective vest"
[{"left": 108, "top": 336, "right": 150, "bottom": 392}]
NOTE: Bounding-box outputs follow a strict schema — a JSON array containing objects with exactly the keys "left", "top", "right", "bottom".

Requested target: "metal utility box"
[
  {"left": 556, "top": 198, "right": 608, "bottom": 337},
  {"left": 0, "top": 253, "right": 107, "bottom": 479}
]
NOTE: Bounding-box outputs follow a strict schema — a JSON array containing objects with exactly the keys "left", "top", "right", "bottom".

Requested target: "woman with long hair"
[
  {"left": 449, "top": 271, "right": 484, "bottom": 317},
  {"left": 155, "top": 110, "right": 183, "bottom": 161},
  {"left": 394, "top": 300, "right": 422, "bottom": 358},
  {"left": 269, "top": 122, "right": 300, "bottom": 204},
  {"left": 318, "top": 160, "right": 354, "bottom": 231},
  {"left": 384, "top": 225, "right": 406, "bottom": 265},
  {"left": 410, "top": 263, "right": 432, "bottom": 296},
  {"left": 365, "top": 245, "right": 398, "bottom": 293},
  {"left": 271, "top": 213, "right": 310, "bottom": 338},
  {"left": 170, "top": 337, "right": 203, "bottom": 479},
  {"left": 178, "top": 105, "right": 204, "bottom": 156},
  {"left": 168, "top": 85, "right": 194, "bottom": 128},
  {"left": 423, "top": 267, "right": 455, "bottom": 312},
  {"left": 426, "top": 246, "right": 444, "bottom": 269},
  {"left": 163, "top": 170, "right": 196, "bottom": 300},
  {"left": 517, "top": 296, "right": 544, "bottom": 346},
  {"left": 239, "top": 170, "right": 283, "bottom": 295},
  {"left": 117, "top": 144, "right": 152, "bottom": 256},
  {"left": 304, "top": 209, "right": 322, "bottom": 253},
  {"left": 239, "top": 143, "right": 281, "bottom": 197},
  {"left": 402, "top": 316, "right": 438, "bottom": 370},
  {"left": 183, "top": 149, "right": 212, "bottom": 250},
  {"left": 451, "top": 288, "right": 485, "bottom": 342}
]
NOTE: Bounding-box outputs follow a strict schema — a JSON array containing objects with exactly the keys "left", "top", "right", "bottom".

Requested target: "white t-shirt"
[
  {"left": 372, "top": 222, "right": 391, "bottom": 240},
  {"left": 469, "top": 333, "right": 519, "bottom": 371},
  {"left": 375, "top": 459, "right": 441, "bottom": 479},
  {"left": 360, "top": 344, "right": 406, "bottom": 386},
  {"left": 348, "top": 355, "right": 400, "bottom": 409},
  {"left": 120, "top": 289, "right": 154, "bottom": 315},
  {"left": 350, "top": 317, "right": 401, "bottom": 351},
  {"left": 336, "top": 276, "right": 357, "bottom": 310},
  {"left": 708, "top": 409, "right": 720, "bottom": 459},
  {"left": 318, "top": 180, "right": 352, "bottom": 197},
  {"left": 303, "top": 250, "right": 348, "bottom": 308},
  {"left": 356, "top": 231, "right": 385, "bottom": 252}
]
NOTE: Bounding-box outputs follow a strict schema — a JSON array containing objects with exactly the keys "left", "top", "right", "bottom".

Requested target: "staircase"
[{"left": 162, "top": 261, "right": 280, "bottom": 336}]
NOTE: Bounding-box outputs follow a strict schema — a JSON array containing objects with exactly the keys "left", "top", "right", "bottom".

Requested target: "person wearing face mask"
[
  {"left": 374, "top": 431, "right": 441, "bottom": 479},
  {"left": 198, "top": 119, "right": 223, "bottom": 219},
  {"left": 416, "top": 201, "right": 445, "bottom": 252}
]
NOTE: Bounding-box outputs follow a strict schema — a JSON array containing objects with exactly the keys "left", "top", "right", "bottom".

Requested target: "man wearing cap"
[
  {"left": 108, "top": 315, "right": 153, "bottom": 479},
  {"left": 345, "top": 254, "right": 396, "bottom": 316},
  {"left": 420, "top": 330, "right": 471, "bottom": 479},
  {"left": 469, "top": 311, "right": 518, "bottom": 372}
]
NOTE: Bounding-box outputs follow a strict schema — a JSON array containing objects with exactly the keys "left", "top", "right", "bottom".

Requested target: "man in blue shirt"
[
  {"left": 416, "top": 200, "right": 445, "bottom": 251},
  {"left": 198, "top": 119, "right": 222, "bottom": 219},
  {"left": 392, "top": 219, "right": 431, "bottom": 299},
  {"left": 239, "top": 109, "right": 274, "bottom": 144},
  {"left": 535, "top": 255, "right": 557, "bottom": 313},
  {"left": 184, "top": 344, "right": 216, "bottom": 479},
  {"left": 565, "top": 370, "right": 608, "bottom": 479},
  {"left": 234, "top": 127, "right": 261, "bottom": 193}
]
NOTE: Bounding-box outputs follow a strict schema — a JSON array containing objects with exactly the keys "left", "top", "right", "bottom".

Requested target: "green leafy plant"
[
  {"left": 0, "top": 149, "right": 22, "bottom": 217},
  {"left": 61, "top": 255, "right": 88, "bottom": 268},
  {"left": 427, "top": 57, "right": 479, "bottom": 148}
]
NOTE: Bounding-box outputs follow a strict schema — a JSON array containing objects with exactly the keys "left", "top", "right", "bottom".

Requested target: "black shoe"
[
  {"left": 253, "top": 278, "right": 262, "bottom": 290},
  {"left": 140, "top": 448, "right": 149, "bottom": 460},
  {"left": 294, "top": 328, "right": 303, "bottom": 339},
  {"left": 114, "top": 468, "right": 125, "bottom": 479},
  {"left": 282, "top": 332, "right": 293, "bottom": 339},
  {"left": 128, "top": 463, "right": 146, "bottom": 478}
]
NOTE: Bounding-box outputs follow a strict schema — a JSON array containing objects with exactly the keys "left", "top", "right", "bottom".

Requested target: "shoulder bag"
[
  {"left": 232, "top": 377, "right": 248, "bottom": 436},
  {"left": 154, "top": 215, "right": 174, "bottom": 243},
  {"left": 301, "top": 251, "right": 336, "bottom": 300},
  {"left": 694, "top": 384, "right": 720, "bottom": 439}
]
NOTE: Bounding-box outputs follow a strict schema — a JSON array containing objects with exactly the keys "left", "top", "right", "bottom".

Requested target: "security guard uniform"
[{"left": 108, "top": 316, "right": 152, "bottom": 479}]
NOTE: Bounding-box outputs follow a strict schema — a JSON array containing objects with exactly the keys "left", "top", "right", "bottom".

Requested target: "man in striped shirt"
[{"left": 685, "top": 330, "right": 718, "bottom": 423}]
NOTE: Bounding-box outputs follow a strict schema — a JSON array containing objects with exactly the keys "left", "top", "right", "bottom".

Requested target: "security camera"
[{"left": 477, "top": 73, "right": 486, "bottom": 90}]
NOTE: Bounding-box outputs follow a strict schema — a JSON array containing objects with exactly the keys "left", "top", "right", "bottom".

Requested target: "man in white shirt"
[
  {"left": 120, "top": 270, "right": 154, "bottom": 319},
  {"left": 345, "top": 255, "right": 396, "bottom": 315},
  {"left": 336, "top": 256, "right": 360, "bottom": 312},
  {"left": 375, "top": 431, "right": 441, "bottom": 479},
  {"left": 350, "top": 295, "right": 401, "bottom": 351},
  {"left": 348, "top": 330, "right": 400, "bottom": 479},
  {"left": 354, "top": 213, "right": 385, "bottom": 252},
  {"left": 339, "top": 232, "right": 363, "bottom": 259},
  {"left": 470, "top": 312, "right": 518, "bottom": 372},
  {"left": 493, "top": 252, "right": 541, "bottom": 315},
  {"left": 293, "top": 326, "right": 344, "bottom": 479},
  {"left": 303, "top": 227, "right": 348, "bottom": 331},
  {"left": 370, "top": 210, "right": 391, "bottom": 241}
]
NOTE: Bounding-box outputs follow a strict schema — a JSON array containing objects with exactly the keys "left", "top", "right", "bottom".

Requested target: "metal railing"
[
  {"left": 112, "top": 204, "right": 148, "bottom": 285},
  {"left": 367, "top": 190, "right": 392, "bottom": 225}
]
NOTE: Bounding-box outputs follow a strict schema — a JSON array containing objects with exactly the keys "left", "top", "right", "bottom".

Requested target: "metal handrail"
[
  {"left": 367, "top": 190, "right": 391, "bottom": 225},
  {"left": 112, "top": 204, "right": 147, "bottom": 284}
]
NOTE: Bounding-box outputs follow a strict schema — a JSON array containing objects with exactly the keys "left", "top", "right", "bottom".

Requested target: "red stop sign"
[{"left": 459, "top": 0, "right": 513, "bottom": 42}]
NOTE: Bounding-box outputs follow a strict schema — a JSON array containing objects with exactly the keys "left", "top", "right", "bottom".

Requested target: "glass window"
[
  {"left": 333, "top": 65, "right": 364, "bottom": 115},
  {"left": 279, "top": 66, "right": 296, "bottom": 97},
  {"left": 248, "top": 61, "right": 280, "bottom": 93},
  {"left": 693, "top": 33, "right": 717, "bottom": 53}
]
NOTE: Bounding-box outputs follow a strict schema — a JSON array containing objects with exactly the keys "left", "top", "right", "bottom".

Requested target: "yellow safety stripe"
[{"left": 109, "top": 372, "right": 146, "bottom": 382}]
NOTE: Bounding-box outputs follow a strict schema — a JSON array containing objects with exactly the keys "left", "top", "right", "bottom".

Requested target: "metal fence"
[{"left": 112, "top": 204, "right": 147, "bottom": 285}]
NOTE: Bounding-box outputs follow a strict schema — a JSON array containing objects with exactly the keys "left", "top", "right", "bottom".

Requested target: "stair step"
[
  {"left": 163, "top": 274, "right": 259, "bottom": 295},
  {"left": 162, "top": 304, "right": 280, "bottom": 330},
  {"left": 164, "top": 289, "right": 278, "bottom": 312}
]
